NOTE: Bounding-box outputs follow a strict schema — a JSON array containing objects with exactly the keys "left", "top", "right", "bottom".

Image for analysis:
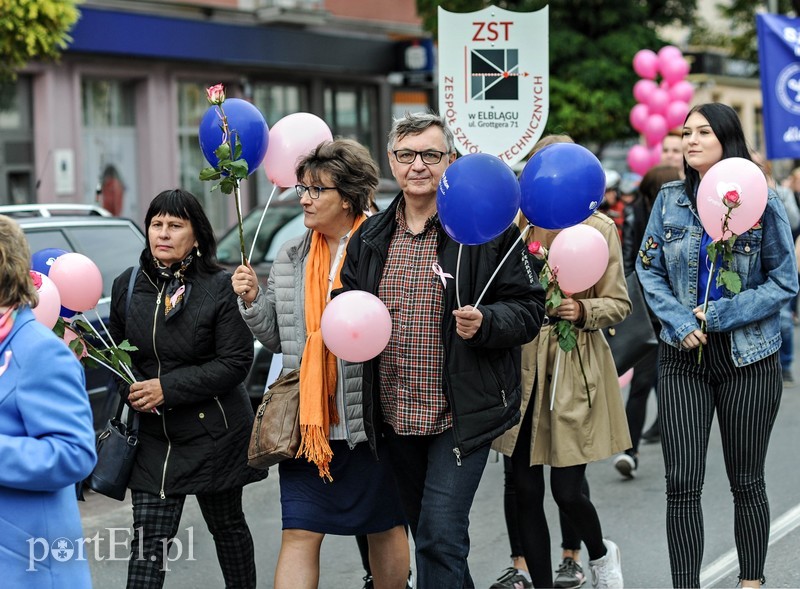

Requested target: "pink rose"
[
  {"left": 29, "top": 271, "right": 42, "bottom": 290},
  {"left": 723, "top": 190, "right": 741, "bottom": 208},
  {"left": 206, "top": 84, "right": 225, "bottom": 105},
  {"left": 527, "top": 241, "right": 547, "bottom": 259}
]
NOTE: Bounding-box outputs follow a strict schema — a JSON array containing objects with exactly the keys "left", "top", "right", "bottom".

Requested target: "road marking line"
[{"left": 700, "top": 503, "right": 800, "bottom": 588}]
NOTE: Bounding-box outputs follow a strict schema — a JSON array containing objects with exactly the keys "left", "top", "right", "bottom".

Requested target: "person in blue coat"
[{"left": 0, "top": 214, "right": 97, "bottom": 589}]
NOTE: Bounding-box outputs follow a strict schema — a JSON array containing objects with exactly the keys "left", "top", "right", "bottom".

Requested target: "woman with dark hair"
[
  {"left": 232, "top": 139, "right": 409, "bottom": 589},
  {"left": 636, "top": 103, "right": 798, "bottom": 588},
  {"left": 109, "top": 188, "right": 265, "bottom": 589}
]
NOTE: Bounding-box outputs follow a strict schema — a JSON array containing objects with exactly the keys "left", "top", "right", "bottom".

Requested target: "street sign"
[{"left": 437, "top": 5, "right": 549, "bottom": 167}]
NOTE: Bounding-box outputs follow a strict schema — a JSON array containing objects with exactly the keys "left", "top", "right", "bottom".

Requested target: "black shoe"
[
  {"left": 641, "top": 422, "right": 661, "bottom": 444},
  {"left": 489, "top": 567, "right": 533, "bottom": 588}
]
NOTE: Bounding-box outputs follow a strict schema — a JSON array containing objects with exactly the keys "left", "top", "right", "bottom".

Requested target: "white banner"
[{"left": 437, "top": 5, "right": 549, "bottom": 167}]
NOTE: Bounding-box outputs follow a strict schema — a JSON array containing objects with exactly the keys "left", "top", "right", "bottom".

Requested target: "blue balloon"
[
  {"left": 30, "top": 248, "right": 77, "bottom": 318},
  {"left": 31, "top": 247, "right": 68, "bottom": 276},
  {"left": 198, "top": 98, "right": 269, "bottom": 175},
  {"left": 437, "top": 153, "right": 521, "bottom": 246},
  {"left": 519, "top": 143, "right": 605, "bottom": 230}
]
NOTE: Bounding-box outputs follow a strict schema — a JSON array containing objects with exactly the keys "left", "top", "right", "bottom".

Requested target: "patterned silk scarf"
[{"left": 151, "top": 254, "right": 194, "bottom": 321}]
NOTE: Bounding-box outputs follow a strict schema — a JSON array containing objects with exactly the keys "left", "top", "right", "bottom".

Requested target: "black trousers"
[
  {"left": 509, "top": 400, "right": 606, "bottom": 588},
  {"left": 126, "top": 487, "right": 256, "bottom": 589},
  {"left": 659, "top": 334, "right": 781, "bottom": 588}
]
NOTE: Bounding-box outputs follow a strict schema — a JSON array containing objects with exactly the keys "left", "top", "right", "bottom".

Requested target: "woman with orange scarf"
[{"left": 233, "top": 139, "right": 409, "bottom": 589}]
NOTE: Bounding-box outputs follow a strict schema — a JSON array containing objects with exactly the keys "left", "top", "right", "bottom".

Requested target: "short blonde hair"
[{"left": 0, "top": 215, "right": 38, "bottom": 308}]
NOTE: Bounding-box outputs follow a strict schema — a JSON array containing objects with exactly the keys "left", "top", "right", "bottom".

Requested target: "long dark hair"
[
  {"left": 144, "top": 189, "right": 221, "bottom": 274},
  {"left": 639, "top": 165, "right": 681, "bottom": 216},
  {"left": 683, "top": 103, "right": 751, "bottom": 203}
]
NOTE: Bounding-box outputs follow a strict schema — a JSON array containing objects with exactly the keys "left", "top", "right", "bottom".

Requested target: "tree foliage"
[
  {"left": 417, "top": 0, "right": 697, "bottom": 149},
  {"left": 715, "top": 0, "right": 799, "bottom": 64},
  {"left": 0, "top": 0, "right": 81, "bottom": 80}
]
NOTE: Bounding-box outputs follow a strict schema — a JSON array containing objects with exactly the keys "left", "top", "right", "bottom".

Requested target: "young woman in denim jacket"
[{"left": 636, "top": 103, "right": 799, "bottom": 588}]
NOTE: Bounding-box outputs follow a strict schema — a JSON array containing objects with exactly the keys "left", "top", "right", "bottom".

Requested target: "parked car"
[
  {"left": 217, "top": 179, "right": 399, "bottom": 403},
  {"left": 2, "top": 203, "right": 146, "bottom": 433}
]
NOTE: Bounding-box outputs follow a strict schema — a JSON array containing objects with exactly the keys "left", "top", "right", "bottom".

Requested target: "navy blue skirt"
[{"left": 279, "top": 440, "right": 406, "bottom": 535}]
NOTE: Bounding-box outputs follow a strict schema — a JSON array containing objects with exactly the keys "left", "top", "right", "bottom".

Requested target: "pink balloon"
[
  {"left": 661, "top": 56, "right": 690, "bottom": 85},
  {"left": 48, "top": 252, "right": 103, "bottom": 312},
  {"left": 665, "top": 100, "right": 690, "bottom": 130},
  {"left": 629, "top": 103, "right": 650, "bottom": 133},
  {"left": 657, "top": 45, "right": 683, "bottom": 73},
  {"left": 321, "top": 290, "right": 392, "bottom": 362},
  {"left": 627, "top": 145, "right": 652, "bottom": 177},
  {"left": 644, "top": 113, "right": 668, "bottom": 147},
  {"left": 548, "top": 224, "right": 610, "bottom": 295},
  {"left": 697, "top": 158, "right": 768, "bottom": 240},
  {"left": 669, "top": 80, "right": 694, "bottom": 105},
  {"left": 650, "top": 144, "right": 663, "bottom": 168},
  {"left": 632, "top": 49, "right": 658, "bottom": 79},
  {"left": 632, "top": 79, "right": 657, "bottom": 104},
  {"left": 618, "top": 368, "right": 634, "bottom": 388},
  {"left": 30, "top": 271, "right": 61, "bottom": 329},
  {"left": 646, "top": 87, "right": 670, "bottom": 116},
  {"left": 262, "top": 113, "right": 333, "bottom": 187}
]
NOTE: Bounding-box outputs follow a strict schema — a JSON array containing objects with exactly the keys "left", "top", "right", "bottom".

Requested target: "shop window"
[
  {"left": 324, "top": 84, "right": 378, "bottom": 153},
  {"left": 81, "top": 79, "right": 138, "bottom": 218}
]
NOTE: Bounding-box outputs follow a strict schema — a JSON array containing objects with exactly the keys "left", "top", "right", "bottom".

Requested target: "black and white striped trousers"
[
  {"left": 126, "top": 487, "right": 256, "bottom": 589},
  {"left": 658, "top": 333, "right": 781, "bottom": 588}
]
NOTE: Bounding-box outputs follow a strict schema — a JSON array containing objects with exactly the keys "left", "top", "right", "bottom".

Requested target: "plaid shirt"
[{"left": 377, "top": 202, "right": 452, "bottom": 435}]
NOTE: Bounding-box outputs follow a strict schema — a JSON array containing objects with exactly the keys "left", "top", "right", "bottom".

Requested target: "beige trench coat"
[{"left": 493, "top": 212, "right": 633, "bottom": 467}]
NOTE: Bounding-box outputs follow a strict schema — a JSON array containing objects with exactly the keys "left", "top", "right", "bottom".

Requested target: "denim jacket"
[{"left": 636, "top": 180, "right": 799, "bottom": 367}]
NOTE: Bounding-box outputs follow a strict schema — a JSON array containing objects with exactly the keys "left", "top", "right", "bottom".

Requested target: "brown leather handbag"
[{"left": 247, "top": 368, "right": 301, "bottom": 470}]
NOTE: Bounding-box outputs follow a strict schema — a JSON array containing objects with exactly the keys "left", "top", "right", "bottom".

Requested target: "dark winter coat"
[
  {"left": 338, "top": 193, "right": 545, "bottom": 459},
  {"left": 109, "top": 263, "right": 265, "bottom": 497}
]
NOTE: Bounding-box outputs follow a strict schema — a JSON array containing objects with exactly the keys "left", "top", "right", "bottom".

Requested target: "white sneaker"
[
  {"left": 589, "top": 539, "right": 623, "bottom": 588},
  {"left": 613, "top": 453, "right": 637, "bottom": 479}
]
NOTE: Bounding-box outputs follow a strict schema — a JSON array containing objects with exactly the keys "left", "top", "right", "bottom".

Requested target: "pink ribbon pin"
[
  {"left": 432, "top": 263, "right": 454, "bottom": 289},
  {"left": 170, "top": 285, "right": 186, "bottom": 308}
]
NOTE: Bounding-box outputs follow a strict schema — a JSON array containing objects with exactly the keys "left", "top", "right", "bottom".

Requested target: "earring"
[{"left": 195, "top": 246, "right": 202, "bottom": 257}]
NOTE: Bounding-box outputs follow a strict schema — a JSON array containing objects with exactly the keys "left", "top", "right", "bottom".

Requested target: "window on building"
[
  {"left": 0, "top": 77, "right": 34, "bottom": 204},
  {"left": 324, "top": 84, "right": 378, "bottom": 157},
  {"left": 81, "top": 79, "right": 138, "bottom": 218}
]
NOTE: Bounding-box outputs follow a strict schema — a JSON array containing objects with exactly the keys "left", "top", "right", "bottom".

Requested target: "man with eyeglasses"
[{"left": 338, "top": 112, "right": 544, "bottom": 587}]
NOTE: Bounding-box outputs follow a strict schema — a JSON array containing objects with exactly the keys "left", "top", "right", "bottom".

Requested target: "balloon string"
[
  {"left": 248, "top": 185, "right": 277, "bottom": 264},
  {"left": 455, "top": 244, "right": 463, "bottom": 309},
  {"left": 473, "top": 225, "right": 530, "bottom": 308}
]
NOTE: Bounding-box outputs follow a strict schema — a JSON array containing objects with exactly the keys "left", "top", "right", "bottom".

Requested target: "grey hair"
[{"left": 386, "top": 111, "right": 455, "bottom": 154}]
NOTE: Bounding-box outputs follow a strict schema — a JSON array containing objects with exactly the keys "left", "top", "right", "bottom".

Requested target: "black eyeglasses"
[
  {"left": 392, "top": 149, "right": 448, "bottom": 165},
  {"left": 295, "top": 184, "right": 338, "bottom": 199}
]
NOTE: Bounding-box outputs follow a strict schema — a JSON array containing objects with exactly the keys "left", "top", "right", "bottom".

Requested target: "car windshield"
[{"left": 217, "top": 205, "right": 305, "bottom": 265}]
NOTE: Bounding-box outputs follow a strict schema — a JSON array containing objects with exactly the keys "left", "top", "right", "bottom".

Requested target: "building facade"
[{"left": 0, "top": 0, "right": 433, "bottom": 232}]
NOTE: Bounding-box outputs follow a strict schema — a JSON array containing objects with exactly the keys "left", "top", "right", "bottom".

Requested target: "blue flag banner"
[{"left": 757, "top": 13, "right": 800, "bottom": 159}]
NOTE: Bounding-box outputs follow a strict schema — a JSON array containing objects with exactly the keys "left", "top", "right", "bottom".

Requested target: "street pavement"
[{"left": 79, "top": 334, "right": 800, "bottom": 588}]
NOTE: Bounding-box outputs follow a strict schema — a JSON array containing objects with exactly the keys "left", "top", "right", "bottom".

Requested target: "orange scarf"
[{"left": 297, "top": 214, "right": 366, "bottom": 480}]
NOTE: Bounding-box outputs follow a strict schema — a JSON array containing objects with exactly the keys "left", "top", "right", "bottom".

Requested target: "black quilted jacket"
[{"left": 109, "top": 263, "right": 265, "bottom": 497}]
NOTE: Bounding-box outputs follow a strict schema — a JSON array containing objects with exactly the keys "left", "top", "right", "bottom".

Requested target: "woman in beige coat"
[{"left": 493, "top": 207, "right": 632, "bottom": 589}]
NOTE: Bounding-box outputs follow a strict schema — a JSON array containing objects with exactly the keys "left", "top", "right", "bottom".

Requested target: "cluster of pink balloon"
[
  {"left": 696, "top": 157, "right": 768, "bottom": 240},
  {"left": 628, "top": 46, "right": 694, "bottom": 176},
  {"left": 29, "top": 249, "right": 103, "bottom": 329},
  {"left": 198, "top": 100, "right": 333, "bottom": 188}
]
